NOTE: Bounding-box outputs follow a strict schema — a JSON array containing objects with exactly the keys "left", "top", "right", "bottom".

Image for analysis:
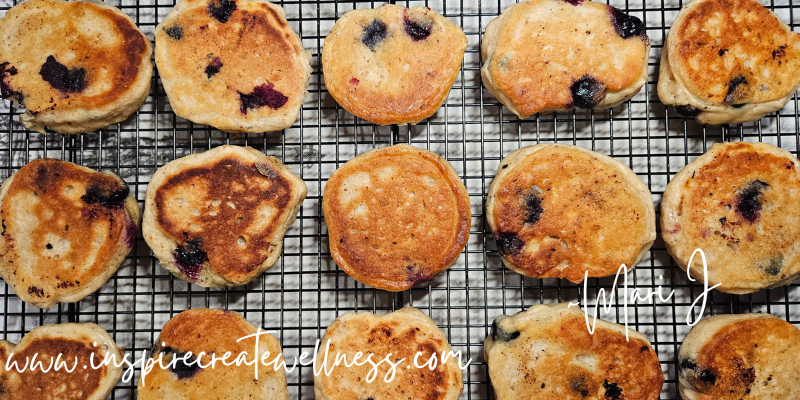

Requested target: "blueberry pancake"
[
  {"left": 486, "top": 144, "right": 655, "bottom": 283},
  {"left": 143, "top": 145, "right": 307, "bottom": 288},
  {"left": 678, "top": 313, "right": 800, "bottom": 400},
  {"left": 155, "top": 0, "right": 311, "bottom": 133},
  {"left": 0, "top": 159, "right": 140, "bottom": 308},
  {"left": 322, "top": 5, "right": 467, "bottom": 126},
  {"left": 485, "top": 303, "right": 664, "bottom": 400},
  {"left": 661, "top": 142, "right": 800, "bottom": 294},
  {"left": 0, "top": 323, "right": 124, "bottom": 400},
  {"left": 0, "top": 0, "right": 152, "bottom": 134},
  {"left": 658, "top": 0, "right": 800, "bottom": 125},
  {"left": 322, "top": 144, "right": 470, "bottom": 291},
  {"left": 139, "top": 309, "right": 289, "bottom": 400},
  {"left": 481, "top": 0, "right": 650, "bottom": 119},
  {"left": 314, "top": 307, "right": 464, "bottom": 400}
]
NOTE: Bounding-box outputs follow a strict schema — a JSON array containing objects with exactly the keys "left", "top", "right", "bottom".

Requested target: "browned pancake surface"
[{"left": 323, "top": 144, "right": 470, "bottom": 291}]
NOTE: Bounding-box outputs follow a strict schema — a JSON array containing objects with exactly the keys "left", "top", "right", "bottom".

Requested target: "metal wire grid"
[{"left": 0, "top": 0, "right": 799, "bottom": 398}]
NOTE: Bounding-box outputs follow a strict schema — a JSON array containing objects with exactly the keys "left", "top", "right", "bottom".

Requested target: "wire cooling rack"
[{"left": 1, "top": 0, "right": 799, "bottom": 398}]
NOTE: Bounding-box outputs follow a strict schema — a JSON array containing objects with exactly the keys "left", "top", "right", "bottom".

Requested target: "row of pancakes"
[
  {"left": 1, "top": 141, "right": 798, "bottom": 309},
  {"left": 3, "top": 305, "right": 799, "bottom": 399},
  {"left": 1, "top": 0, "right": 799, "bottom": 135}
]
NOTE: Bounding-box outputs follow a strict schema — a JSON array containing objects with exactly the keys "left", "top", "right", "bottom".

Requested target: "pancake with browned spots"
[
  {"left": 138, "top": 308, "right": 288, "bottom": 400},
  {"left": 0, "top": 323, "right": 123, "bottom": 400},
  {"left": 322, "top": 5, "right": 467, "bottom": 125},
  {"left": 314, "top": 307, "right": 464, "bottom": 400},
  {"left": 143, "top": 145, "right": 306, "bottom": 287},
  {"left": 661, "top": 142, "right": 800, "bottom": 294},
  {"left": 481, "top": 0, "right": 650, "bottom": 119},
  {"left": 0, "top": 0, "right": 152, "bottom": 134},
  {"left": 486, "top": 144, "right": 655, "bottom": 283},
  {"left": 658, "top": 0, "right": 800, "bottom": 125},
  {"left": 485, "top": 303, "right": 664, "bottom": 400},
  {"left": 322, "top": 144, "right": 470, "bottom": 291},
  {"left": 678, "top": 313, "right": 800, "bottom": 400},
  {"left": 0, "top": 159, "right": 139, "bottom": 308},
  {"left": 155, "top": 0, "right": 311, "bottom": 133}
]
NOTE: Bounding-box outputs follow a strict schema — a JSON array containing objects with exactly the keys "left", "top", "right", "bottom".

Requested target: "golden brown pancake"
[
  {"left": 0, "top": 323, "right": 124, "bottom": 400},
  {"left": 0, "top": 0, "right": 152, "bottom": 134},
  {"left": 138, "top": 308, "right": 289, "bottom": 400},
  {"left": 322, "top": 144, "right": 471, "bottom": 291},
  {"left": 314, "top": 307, "right": 464, "bottom": 400},
  {"left": 322, "top": 5, "right": 467, "bottom": 125},
  {"left": 678, "top": 313, "right": 800, "bottom": 400},
  {"left": 0, "top": 159, "right": 140, "bottom": 308},
  {"left": 661, "top": 142, "right": 800, "bottom": 294},
  {"left": 658, "top": 0, "right": 800, "bottom": 124},
  {"left": 481, "top": 0, "right": 650, "bottom": 119},
  {"left": 155, "top": 0, "right": 311, "bottom": 133},
  {"left": 143, "top": 145, "right": 307, "bottom": 288},
  {"left": 484, "top": 303, "right": 664, "bottom": 400},
  {"left": 486, "top": 144, "right": 655, "bottom": 283}
]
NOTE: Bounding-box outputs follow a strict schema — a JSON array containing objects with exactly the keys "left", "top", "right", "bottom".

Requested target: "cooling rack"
[{"left": 1, "top": 0, "right": 799, "bottom": 398}]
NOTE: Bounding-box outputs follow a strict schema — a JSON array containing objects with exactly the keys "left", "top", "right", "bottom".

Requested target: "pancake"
[
  {"left": 486, "top": 144, "right": 655, "bottom": 283},
  {"left": 658, "top": 0, "right": 800, "bottom": 125},
  {"left": 322, "top": 144, "right": 471, "bottom": 291},
  {"left": 0, "top": 159, "right": 140, "bottom": 308},
  {"left": 321, "top": 5, "right": 467, "bottom": 125},
  {"left": 138, "top": 308, "right": 289, "bottom": 400},
  {"left": 0, "top": 323, "right": 124, "bottom": 400},
  {"left": 0, "top": 0, "right": 152, "bottom": 134},
  {"left": 313, "top": 307, "right": 464, "bottom": 400},
  {"left": 142, "top": 145, "right": 307, "bottom": 288},
  {"left": 484, "top": 303, "right": 664, "bottom": 400},
  {"left": 155, "top": 0, "right": 311, "bottom": 133},
  {"left": 481, "top": 0, "right": 650, "bottom": 119},
  {"left": 661, "top": 142, "right": 800, "bottom": 294},
  {"left": 678, "top": 313, "right": 800, "bottom": 400}
]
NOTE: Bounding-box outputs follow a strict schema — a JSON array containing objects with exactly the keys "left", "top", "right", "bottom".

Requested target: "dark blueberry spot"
[
  {"left": 732, "top": 103, "right": 747, "bottom": 108},
  {"left": 403, "top": 16, "right": 432, "bottom": 41},
  {"left": 205, "top": 56, "right": 223, "bottom": 79},
  {"left": 603, "top": 380, "right": 623, "bottom": 399},
  {"left": 675, "top": 105, "right": 701, "bottom": 119},
  {"left": 735, "top": 180, "right": 769, "bottom": 223},
  {"left": 0, "top": 62, "right": 21, "bottom": 102},
  {"left": 165, "top": 25, "right": 183, "bottom": 40},
  {"left": 724, "top": 75, "right": 749, "bottom": 105},
  {"left": 760, "top": 253, "right": 784, "bottom": 276},
  {"left": 239, "top": 83, "right": 288, "bottom": 114},
  {"left": 124, "top": 220, "right": 138, "bottom": 249},
  {"left": 700, "top": 369, "right": 716, "bottom": 385},
  {"left": 490, "top": 319, "right": 520, "bottom": 342},
  {"left": 494, "top": 231, "right": 525, "bottom": 256},
  {"left": 561, "top": 0, "right": 584, "bottom": 5},
  {"left": 81, "top": 185, "right": 129, "bottom": 208},
  {"left": 1, "top": 219, "right": 5, "bottom": 236},
  {"left": 640, "top": 345, "right": 650, "bottom": 352},
  {"left": 174, "top": 238, "right": 207, "bottom": 281},
  {"left": 718, "top": 49, "right": 728, "bottom": 56},
  {"left": 255, "top": 162, "right": 278, "bottom": 179},
  {"left": 680, "top": 359, "right": 697, "bottom": 371},
  {"left": 27, "top": 286, "right": 44, "bottom": 297},
  {"left": 570, "top": 75, "right": 606, "bottom": 109},
  {"left": 160, "top": 347, "right": 202, "bottom": 379},
  {"left": 609, "top": 7, "right": 645, "bottom": 39},
  {"left": 46, "top": 243, "right": 53, "bottom": 249},
  {"left": 524, "top": 192, "right": 543, "bottom": 224},
  {"left": 207, "top": 0, "right": 237, "bottom": 23},
  {"left": 773, "top": 45, "right": 787, "bottom": 60},
  {"left": 362, "top": 20, "right": 388, "bottom": 50},
  {"left": 40, "top": 55, "right": 87, "bottom": 93}
]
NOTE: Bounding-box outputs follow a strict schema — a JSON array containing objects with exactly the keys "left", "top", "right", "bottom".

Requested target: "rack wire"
[{"left": 1, "top": 0, "right": 799, "bottom": 398}]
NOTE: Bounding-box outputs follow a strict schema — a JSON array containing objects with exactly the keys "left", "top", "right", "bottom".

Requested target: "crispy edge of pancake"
[
  {"left": 486, "top": 144, "right": 656, "bottom": 282},
  {"left": 138, "top": 308, "right": 289, "bottom": 400},
  {"left": 481, "top": 0, "right": 650, "bottom": 119},
  {"left": 660, "top": 141, "right": 800, "bottom": 294},
  {"left": 313, "top": 307, "right": 464, "bottom": 400},
  {"left": 678, "top": 313, "right": 800, "bottom": 400},
  {"left": 0, "top": 0, "right": 153, "bottom": 134},
  {"left": 154, "top": 0, "right": 311, "bottom": 133},
  {"left": 0, "top": 159, "right": 140, "bottom": 308},
  {"left": 322, "top": 143, "right": 471, "bottom": 291},
  {"left": 142, "top": 145, "right": 307, "bottom": 288},
  {"left": 0, "top": 323, "right": 124, "bottom": 400},
  {"left": 321, "top": 5, "right": 468, "bottom": 126},
  {"left": 484, "top": 303, "right": 663, "bottom": 400}
]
